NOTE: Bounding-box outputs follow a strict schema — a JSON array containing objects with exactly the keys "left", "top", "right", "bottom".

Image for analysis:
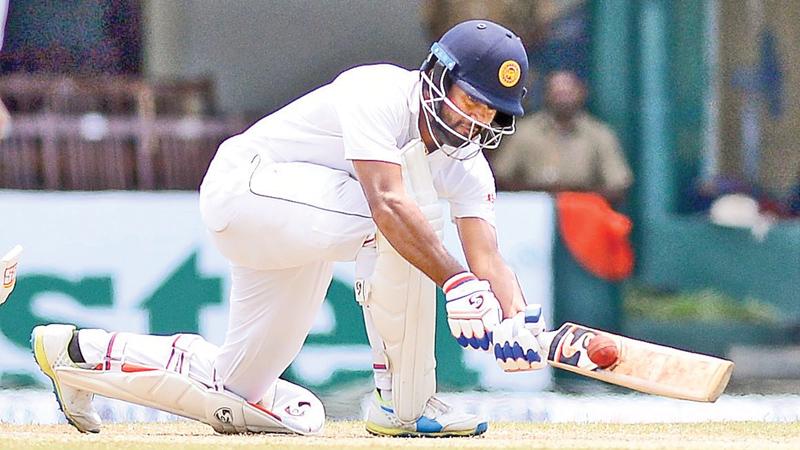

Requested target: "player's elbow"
[{"left": 367, "top": 191, "right": 406, "bottom": 226}]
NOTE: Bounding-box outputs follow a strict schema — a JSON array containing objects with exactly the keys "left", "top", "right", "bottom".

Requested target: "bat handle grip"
[
  {"left": 535, "top": 329, "right": 557, "bottom": 354},
  {"left": 523, "top": 304, "right": 545, "bottom": 334}
]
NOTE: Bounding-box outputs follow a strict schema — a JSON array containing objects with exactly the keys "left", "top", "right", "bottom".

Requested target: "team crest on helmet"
[{"left": 498, "top": 60, "right": 521, "bottom": 87}]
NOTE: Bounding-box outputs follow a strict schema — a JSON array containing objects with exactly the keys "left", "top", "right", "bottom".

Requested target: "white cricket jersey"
[{"left": 219, "top": 63, "right": 497, "bottom": 225}]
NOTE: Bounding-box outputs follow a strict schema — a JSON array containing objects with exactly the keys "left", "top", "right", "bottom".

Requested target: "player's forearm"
[
  {"left": 469, "top": 254, "right": 525, "bottom": 319},
  {"left": 370, "top": 193, "right": 464, "bottom": 286}
]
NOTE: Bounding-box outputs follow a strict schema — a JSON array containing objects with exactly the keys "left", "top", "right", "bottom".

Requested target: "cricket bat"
[
  {"left": 1, "top": 244, "right": 23, "bottom": 305},
  {"left": 538, "top": 322, "right": 734, "bottom": 402}
]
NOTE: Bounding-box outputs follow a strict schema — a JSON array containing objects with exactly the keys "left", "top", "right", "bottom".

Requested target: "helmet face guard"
[
  {"left": 419, "top": 20, "right": 529, "bottom": 160},
  {"left": 420, "top": 58, "right": 516, "bottom": 160}
]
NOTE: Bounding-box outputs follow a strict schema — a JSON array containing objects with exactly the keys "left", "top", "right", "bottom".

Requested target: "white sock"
[{"left": 75, "top": 329, "right": 112, "bottom": 366}]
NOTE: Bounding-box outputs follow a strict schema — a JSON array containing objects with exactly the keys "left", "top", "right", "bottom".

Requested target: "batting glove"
[
  {"left": 444, "top": 272, "right": 502, "bottom": 351},
  {"left": 493, "top": 304, "right": 547, "bottom": 372},
  {"left": 0, "top": 245, "right": 22, "bottom": 306}
]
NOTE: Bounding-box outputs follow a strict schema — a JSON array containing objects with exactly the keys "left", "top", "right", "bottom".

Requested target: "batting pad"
[
  {"left": 356, "top": 139, "right": 442, "bottom": 423},
  {"left": 56, "top": 367, "right": 324, "bottom": 435}
]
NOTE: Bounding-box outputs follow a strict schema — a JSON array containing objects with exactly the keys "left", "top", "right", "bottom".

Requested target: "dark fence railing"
[
  {"left": 0, "top": 74, "right": 216, "bottom": 117},
  {"left": 0, "top": 114, "right": 247, "bottom": 191}
]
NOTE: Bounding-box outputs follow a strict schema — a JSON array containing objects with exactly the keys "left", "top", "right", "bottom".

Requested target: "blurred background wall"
[
  {"left": 717, "top": 0, "right": 800, "bottom": 194},
  {"left": 143, "top": 0, "right": 430, "bottom": 115}
]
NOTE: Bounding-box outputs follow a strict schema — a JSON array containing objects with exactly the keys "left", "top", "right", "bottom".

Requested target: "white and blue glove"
[
  {"left": 492, "top": 304, "right": 547, "bottom": 372},
  {"left": 444, "top": 272, "right": 502, "bottom": 351}
]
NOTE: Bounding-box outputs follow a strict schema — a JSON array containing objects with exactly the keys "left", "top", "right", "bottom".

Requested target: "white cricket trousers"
[{"left": 78, "top": 139, "right": 375, "bottom": 403}]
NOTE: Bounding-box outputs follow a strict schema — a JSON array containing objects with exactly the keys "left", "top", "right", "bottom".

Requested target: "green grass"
[
  {"left": 623, "top": 285, "right": 780, "bottom": 324},
  {"left": 0, "top": 421, "right": 798, "bottom": 450}
]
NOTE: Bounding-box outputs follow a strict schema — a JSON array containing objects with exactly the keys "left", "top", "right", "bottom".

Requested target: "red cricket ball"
[{"left": 587, "top": 334, "right": 619, "bottom": 369}]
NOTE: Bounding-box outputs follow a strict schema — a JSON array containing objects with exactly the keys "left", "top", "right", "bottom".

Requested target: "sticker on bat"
[{"left": 547, "top": 325, "right": 601, "bottom": 371}]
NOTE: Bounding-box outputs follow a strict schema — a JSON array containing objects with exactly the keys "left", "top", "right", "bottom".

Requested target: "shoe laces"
[{"left": 423, "top": 396, "right": 451, "bottom": 418}]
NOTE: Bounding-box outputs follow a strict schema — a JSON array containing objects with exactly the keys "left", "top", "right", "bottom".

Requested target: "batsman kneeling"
[{"left": 31, "top": 20, "right": 539, "bottom": 438}]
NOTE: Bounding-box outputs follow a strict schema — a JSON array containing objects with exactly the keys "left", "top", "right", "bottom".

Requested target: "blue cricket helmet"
[
  {"left": 419, "top": 20, "right": 529, "bottom": 158},
  {"left": 426, "top": 20, "right": 529, "bottom": 118}
]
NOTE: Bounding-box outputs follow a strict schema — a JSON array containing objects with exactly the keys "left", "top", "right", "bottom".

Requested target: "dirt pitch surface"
[{"left": 1, "top": 421, "right": 798, "bottom": 450}]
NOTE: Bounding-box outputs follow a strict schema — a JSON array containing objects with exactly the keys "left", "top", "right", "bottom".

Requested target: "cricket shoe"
[
  {"left": 365, "top": 390, "right": 487, "bottom": 437},
  {"left": 31, "top": 324, "right": 101, "bottom": 433}
]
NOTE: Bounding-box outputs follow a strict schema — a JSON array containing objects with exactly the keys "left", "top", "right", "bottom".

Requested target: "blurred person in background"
[
  {"left": 493, "top": 70, "right": 632, "bottom": 204},
  {"left": 494, "top": 70, "right": 636, "bottom": 307},
  {"left": 422, "top": 0, "right": 545, "bottom": 49}
]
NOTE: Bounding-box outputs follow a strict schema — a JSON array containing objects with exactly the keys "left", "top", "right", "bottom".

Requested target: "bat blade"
[{"left": 539, "top": 322, "right": 734, "bottom": 402}]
